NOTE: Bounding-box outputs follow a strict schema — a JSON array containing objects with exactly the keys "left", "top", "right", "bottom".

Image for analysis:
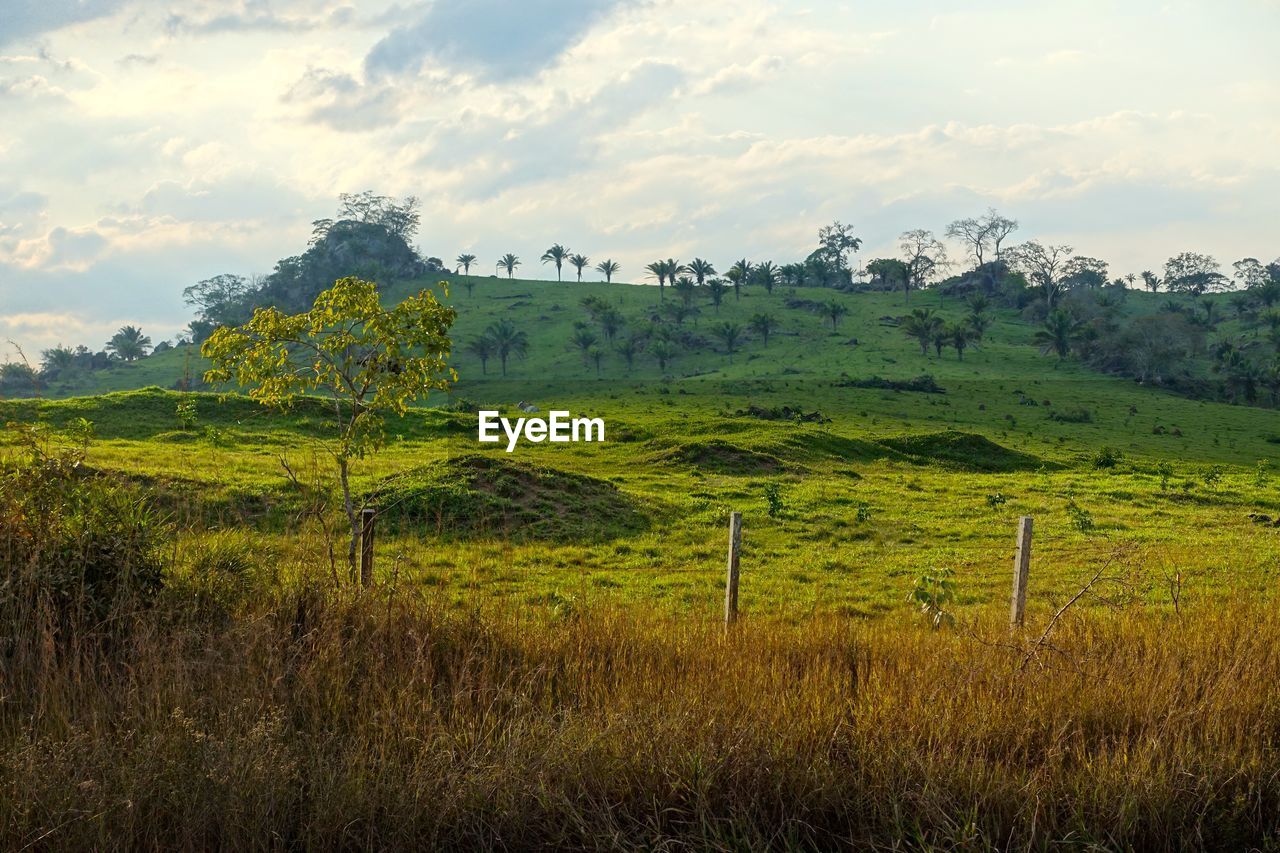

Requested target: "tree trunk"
[{"left": 339, "top": 456, "right": 358, "bottom": 583}]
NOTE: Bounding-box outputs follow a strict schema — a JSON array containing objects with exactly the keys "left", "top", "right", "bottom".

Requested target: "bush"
[
  {"left": 0, "top": 426, "right": 166, "bottom": 629},
  {"left": 1092, "top": 446, "right": 1123, "bottom": 469}
]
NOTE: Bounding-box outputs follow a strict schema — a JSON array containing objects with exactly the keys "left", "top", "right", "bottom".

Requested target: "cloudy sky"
[{"left": 1, "top": 0, "right": 1277, "bottom": 357}]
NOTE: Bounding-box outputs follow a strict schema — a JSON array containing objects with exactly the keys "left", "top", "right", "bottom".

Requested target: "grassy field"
[{"left": 5, "top": 276, "right": 1280, "bottom": 847}]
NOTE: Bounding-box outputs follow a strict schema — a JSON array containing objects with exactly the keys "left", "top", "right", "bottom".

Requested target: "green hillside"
[{"left": 5, "top": 273, "right": 1278, "bottom": 621}]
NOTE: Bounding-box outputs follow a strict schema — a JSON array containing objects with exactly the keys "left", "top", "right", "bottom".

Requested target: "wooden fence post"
[
  {"left": 360, "top": 508, "right": 376, "bottom": 588},
  {"left": 724, "top": 511, "right": 742, "bottom": 625},
  {"left": 1010, "top": 516, "right": 1032, "bottom": 627}
]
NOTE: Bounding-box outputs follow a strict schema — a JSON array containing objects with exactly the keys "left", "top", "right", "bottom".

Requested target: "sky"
[{"left": 1, "top": 0, "right": 1277, "bottom": 358}]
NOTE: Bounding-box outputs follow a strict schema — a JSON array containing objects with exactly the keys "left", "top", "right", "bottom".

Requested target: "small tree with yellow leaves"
[{"left": 202, "top": 276, "right": 456, "bottom": 580}]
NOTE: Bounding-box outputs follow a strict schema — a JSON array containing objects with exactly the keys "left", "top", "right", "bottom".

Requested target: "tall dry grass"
[{"left": 3, "top": 577, "right": 1280, "bottom": 850}]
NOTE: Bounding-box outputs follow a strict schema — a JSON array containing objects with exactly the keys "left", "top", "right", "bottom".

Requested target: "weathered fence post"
[
  {"left": 725, "top": 511, "right": 742, "bottom": 625},
  {"left": 1010, "top": 516, "right": 1032, "bottom": 627},
  {"left": 360, "top": 508, "right": 376, "bottom": 588}
]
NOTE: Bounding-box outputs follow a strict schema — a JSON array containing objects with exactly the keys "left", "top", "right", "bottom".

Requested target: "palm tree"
[
  {"left": 948, "top": 323, "right": 974, "bottom": 360},
  {"left": 596, "top": 259, "right": 620, "bottom": 283},
  {"left": 599, "top": 306, "right": 624, "bottom": 342},
  {"left": 727, "top": 259, "right": 752, "bottom": 301},
  {"left": 1034, "top": 310, "right": 1082, "bottom": 360},
  {"left": 466, "top": 334, "right": 495, "bottom": 375},
  {"left": 901, "top": 308, "right": 944, "bottom": 356},
  {"left": 615, "top": 336, "right": 641, "bottom": 370},
  {"left": 568, "top": 253, "right": 590, "bottom": 282},
  {"left": 705, "top": 279, "right": 730, "bottom": 312},
  {"left": 673, "top": 275, "right": 697, "bottom": 307},
  {"left": 541, "top": 244, "right": 570, "bottom": 281},
  {"left": 755, "top": 261, "right": 778, "bottom": 294},
  {"left": 463, "top": 279, "right": 476, "bottom": 299},
  {"left": 662, "top": 302, "right": 694, "bottom": 326},
  {"left": 497, "top": 253, "right": 520, "bottom": 279},
  {"left": 570, "top": 327, "right": 598, "bottom": 366},
  {"left": 748, "top": 313, "right": 778, "bottom": 347},
  {"left": 1141, "top": 270, "right": 1160, "bottom": 292},
  {"left": 645, "top": 261, "right": 668, "bottom": 300},
  {"left": 106, "top": 325, "right": 151, "bottom": 361},
  {"left": 485, "top": 319, "right": 528, "bottom": 376},
  {"left": 456, "top": 253, "right": 476, "bottom": 275},
  {"left": 687, "top": 258, "right": 716, "bottom": 285},
  {"left": 822, "top": 300, "right": 849, "bottom": 332},
  {"left": 40, "top": 344, "right": 76, "bottom": 376},
  {"left": 649, "top": 339, "right": 676, "bottom": 372},
  {"left": 589, "top": 347, "right": 605, "bottom": 377},
  {"left": 711, "top": 322, "right": 743, "bottom": 362}
]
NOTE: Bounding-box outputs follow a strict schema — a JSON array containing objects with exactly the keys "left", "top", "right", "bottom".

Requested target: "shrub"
[
  {"left": 1, "top": 426, "right": 167, "bottom": 630},
  {"left": 1092, "top": 446, "right": 1123, "bottom": 469},
  {"left": 763, "top": 482, "right": 785, "bottom": 518},
  {"left": 1049, "top": 408, "right": 1093, "bottom": 423}
]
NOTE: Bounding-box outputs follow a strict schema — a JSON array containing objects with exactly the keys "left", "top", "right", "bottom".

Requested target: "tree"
[
  {"left": 1164, "top": 252, "right": 1227, "bottom": 296},
  {"left": 486, "top": 319, "right": 528, "bottom": 376},
  {"left": 711, "top": 322, "right": 743, "bottom": 362},
  {"left": 466, "top": 334, "right": 495, "bottom": 375},
  {"left": 615, "top": 336, "right": 641, "bottom": 370},
  {"left": 946, "top": 208, "right": 1017, "bottom": 268},
  {"left": 497, "top": 253, "right": 520, "bottom": 278},
  {"left": 983, "top": 209, "right": 1018, "bottom": 261},
  {"left": 1009, "top": 241, "right": 1073, "bottom": 308},
  {"left": 106, "top": 326, "right": 152, "bottom": 361},
  {"left": 822, "top": 300, "right": 849, "bottom": 332},
  {"left": 754, "top": 260, "right": 778, "bottom": 294},
  {"left": 901, "top": 308, "right": 944, "bottom": 356},
  {"left": 866, "top": 258, "right": 911, "bottom": 299},
  {"left": 595, "top": 259, "right": 620, "bottom": 282},
  {"left": 662, "top": 301, "right": 695, "bottom": 326},
  {"left": 966, "top": 295, "right": 991, "bottom": 342},
  {"left": 649, "top": 339, "right": 675, "bottom": 372},
  {"left": 749, "top": 313, "right": 778, "bottom": 346},
  {"left": 335, "top": 192, "right": 420, "bottom": 241},
  {"left": 687, "top": 258, "right": 716, "bottom": 285},
  {"left": 598, "top": 306, "right": 624, "bottom": 342},
  {"left": 948, "top": 322, "right": 974, "bottom": 360},
  {"left": 463, "top": 279, "right": 476, "bottom": 299},
  {"left": 456, "top": 253, "right": 476, "bottom": 275},
  {"left": 817, "top": 221, "right": 862, "bottom": 272},
  {"left": 1233, "top": 257, "right": 1269, "bottom": 290},
  {"left": 567, "top": 253, "right": 590, "bottom": 282},
  {"left": 202, "top": 277, "right": 455, "bottom": 580},
  {"left": 705, "top": 278, "right": 730, "bottom": 312},
  {"left": 1141, "top": 270, "right": 1161, "bottom": 292},
  {"left": 40, "top": 344, "right": 76, "bottom": 377},
  {"left": 589, "top": 347, "right": 605, "bottom": 377},
  {"left": 541, "top": 244, "right": 571, "bottom": 281},
  {"left": 183, "top": 273, "right": 256, "bottom": 331},
  {"left": 899, "top": 230, "right": 948, "bottom": 303},
  {"left": 726, "top": 259, "right": 752, "bottom": 301},
  {"left": 1061, "top": 255, "right": 1109, "bottom": 290},
  {"left": 672, "top": 275, "right": 697, "bottom": 307},
  {"left": 570, "top": 327, "right": 598, "bottom": 366},
  {"left": 1034, "top": 309, "right": 1083, "bottom": 360}
]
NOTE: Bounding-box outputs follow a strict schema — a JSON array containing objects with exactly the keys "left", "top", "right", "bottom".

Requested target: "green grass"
[
  {"left": 7, "top": 276, "right": 1279, "bottom": 622},
  {"left": 7, "top": 278, "right": 1280, "bottom": 848}
]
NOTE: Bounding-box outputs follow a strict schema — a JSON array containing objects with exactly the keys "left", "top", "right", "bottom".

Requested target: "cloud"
[
  {"left": 692, "top": 55, "right": 784, "bottom": 96},
  {"left": 418, "top": 60, "right": 685, "bottom": 196},
  {"left": 282, "top": 67, "right": 405, "bottom": 131},
  {"left": 162, "top": 2, "right": 356, "bottom": 36},
  {"left": 0, "top": 0, "right": 126, "bottom": 47},
  {"left": 365, "top": 0, "right": 635, "bottom": 82}
]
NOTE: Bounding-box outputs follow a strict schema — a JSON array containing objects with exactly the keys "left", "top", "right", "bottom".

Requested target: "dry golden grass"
[{"left": 3, "top": 578, "right": 1280, "bottom": 850}]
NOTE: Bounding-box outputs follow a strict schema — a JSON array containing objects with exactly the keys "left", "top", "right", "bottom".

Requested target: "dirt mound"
[
  {"left": 370, "top": 455, "right": 648, "bottom": 542},
  {"left": 878, "top": 430, "right": 1050, "bottom": 473},
  {"left": 655, "top": 440, "right": 786, "bottom": 475}
]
